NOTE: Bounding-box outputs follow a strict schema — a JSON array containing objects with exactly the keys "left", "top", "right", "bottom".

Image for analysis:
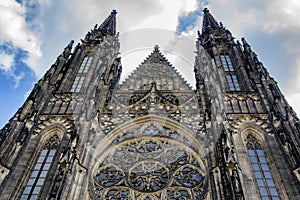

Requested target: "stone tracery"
[{"left": 91, "top": 124, "right": 207, "bottom": 199}]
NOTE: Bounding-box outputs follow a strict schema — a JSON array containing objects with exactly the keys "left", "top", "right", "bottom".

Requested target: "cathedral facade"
[{"left": 0, "top": 9, "right": 299, "bottom": 200}]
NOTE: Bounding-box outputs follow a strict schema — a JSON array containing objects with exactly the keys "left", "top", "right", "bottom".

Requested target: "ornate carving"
[
  {"left": 227, "top": 114, "right": 272, "bottom": 134},
  {"left": 34, "top": 116, "right": 74, "bottom": 135},
  {"left": 0, "top": 163, "right": 10, "bottom": 186},
  {"left": 95, "top": 165, "right": 124, "bottom": 187},
  {"left": 128, "top": 160, "right": 169, "bottom": 192},
  {"left": 91, "top": 125, "right": 207, "bottom": 199}
]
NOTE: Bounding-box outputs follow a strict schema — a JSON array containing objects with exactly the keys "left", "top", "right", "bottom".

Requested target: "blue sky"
[{"left": 1, "top": 0, "right": 300, "bottom": 128}]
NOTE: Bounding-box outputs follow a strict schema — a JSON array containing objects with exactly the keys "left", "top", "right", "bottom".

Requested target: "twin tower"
[{"left": 0, "top": 9, "right": 299, "bottom": 200}]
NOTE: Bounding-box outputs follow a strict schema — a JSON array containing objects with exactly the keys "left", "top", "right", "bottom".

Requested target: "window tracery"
[
  {"left": 226, "top": 75, "right": 241, "bottom": 91},
  {"left": 221, "top": 53, "right": 241, "bottom": 91},
  {"left": 20, "top": 134, "right": 59, "bottom": 200},
  {"left": 246, "top": 134, "right": 280, "bottom": 200},
  {"left": 70, "top": 75, "right": 85, "bottom": 93},
  {"left": 220, "top": 54, "right": 234, "bottom": 72},
  {"left": 70, "top": 56, "right": 93, "bottom": 92},
  {"left": 91, "top": 125, "right": 207, "bottom": 199},
  {"left": 78, "top": 56, "right": 93, "bottom": 73}
]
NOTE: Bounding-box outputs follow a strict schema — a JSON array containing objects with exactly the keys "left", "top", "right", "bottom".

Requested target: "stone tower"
[{"left": 0, "top": 9, "right": 299, "bottom": 200}]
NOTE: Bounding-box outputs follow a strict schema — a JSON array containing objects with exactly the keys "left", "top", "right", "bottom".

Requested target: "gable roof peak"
[{"left": 140, "top": 45, "right": 172, "bottom": 66}]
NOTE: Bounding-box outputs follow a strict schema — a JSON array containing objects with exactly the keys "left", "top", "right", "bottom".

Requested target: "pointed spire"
[
  {"left": 202, "top": 8, "right": 220, "bottom": 34},
  {"left": 81, "top": 10, "right": 117, "bottom": 43},
  {"left": 99, "top": 9, "right": 117, "bottom": 36}
]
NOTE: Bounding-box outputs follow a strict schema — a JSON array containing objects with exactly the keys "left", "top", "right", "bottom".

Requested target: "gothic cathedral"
[{"left": 0, "top": 9, "right": 299, "bottom": 200}]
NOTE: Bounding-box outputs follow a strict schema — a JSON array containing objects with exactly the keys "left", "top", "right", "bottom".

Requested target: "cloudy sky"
[{"left": 1, "top": 0, "right": 300, "bottom": 127}]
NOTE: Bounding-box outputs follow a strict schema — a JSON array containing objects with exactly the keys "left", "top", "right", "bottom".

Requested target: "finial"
[
  {"left": 154, "top": 45, "right": 160, "bottom": 52},
  {"left": 61, "top": 40, "right": 74, "bottom": 59},
  {"left": 203, "top": 8, "right": 209, "bottom": 13},
  {"left": 111, "top": 9, "right": 117, "bottom": 15},
  {"left": 241, "top": 38, "right": 250, "bottom": 47},
  {"left": 241, "top": 37, "right": 252, "bottom": 53}
]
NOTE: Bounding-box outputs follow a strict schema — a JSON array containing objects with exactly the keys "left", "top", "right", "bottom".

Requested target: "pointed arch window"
[
  {"left": 220, "top": 53, "right": 241, "bottom": 91},
  {"left": 70, "top": 56, "right": 93, "bottom": 92},
  {"left": 220, "top": 54, "right": 234, "bottom": 72},
  {"left": 226, "top": 75, "right": 240, "bottom": 91},
  {"left": 246, "top": 134, "right": 280, "bottom": 200},
  {"left": 20, "top": 135, "right": 59, "bottom": 200},
  {"left": 70, "top": 75, "right": 85, "bottom": 93},
  {"left": 78, "top": 56, "right": 93, "bottom": 73}
]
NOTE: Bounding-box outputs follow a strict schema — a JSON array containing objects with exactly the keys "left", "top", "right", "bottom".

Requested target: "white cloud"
[
  {"left": 136, "top": 0, "right": 198, "bottom": 31},
  {"left": 0, "top": 52, "right": 25, "bottom": 88},
  {"left": 0, "top": 53, "right": 14, "bottom": 72},
  {"left": 37, "top": 0, "right": 52, "bottom": 7},
  {"left": 0, "top": 0, "right": 42, "bottom": 75}
]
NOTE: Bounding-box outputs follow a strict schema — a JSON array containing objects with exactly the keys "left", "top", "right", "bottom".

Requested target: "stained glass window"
[
  {"left": 92, "top": 125, "right": 207, "bottom": 199},
  {"left": 246, "top": 134, "right": 280, "bottom": 200},
  {"left": 70, "top": 56, "right": 93, "bottom": 92},
  {"left": 20, "top": 135, "right": 58, "bottom": 200},
  {"left": 220, "top": 54, "right": 234, "bottom": 72},
  {"left": 70, "top": 76, "right": 85, "bottom": 93},
  {"left": 221, "top": 54, "right": 241, "bottom": 91},
  {"left": 78, "top": 56, "right": 93, "bottom": 73},
  {"left": 226, "top": 75, "right": 241, "bottom": 91}
]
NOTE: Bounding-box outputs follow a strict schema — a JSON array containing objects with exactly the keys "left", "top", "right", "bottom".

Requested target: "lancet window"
[
  {"left": 20, "top": 135, "right": 59, "bottom": 200},
  {"left": 78, "top": 56, "right": 93, "bottom": 73},
  {"left": 246, "top": 134, "right": 280, "bottom": 200},
  {"left": 220, "top": 54, "right": 234, "bottom": 72},
  {"left": 220, "top": 53, "right": 241, "bottom": 91},
  {"left": 70, "top": 56, "right": 93, "bottom": 92},
  {"left": 226, "top": 74, "right": 240, "bottom": 91},
  {"left": 70, "top": 76, "right": 85, "bottom": 93}
]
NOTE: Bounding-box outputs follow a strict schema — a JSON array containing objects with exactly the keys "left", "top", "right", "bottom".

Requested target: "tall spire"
[
  {"left": 99, "top": 9, "right": 117, "bottom": 36},
  {"left": 81, "top": 10, "right": 117, "bottom": 43},
  {"left": 201, "top": 8, "right": 220, "bottom": 34}
]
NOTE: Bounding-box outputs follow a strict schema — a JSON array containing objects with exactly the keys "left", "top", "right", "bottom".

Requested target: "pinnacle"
[
  {"left": 201, "top": 8, "right": 220, "bottom": 34},
  {"left": 81, "top": 10, "right": 118, "bottom": 43},
  {"left": 203, "top": 7, "right": 209, "bottom": 13},
  {"left": 98, "top": 9, "right": 117, "bottom": 36}
]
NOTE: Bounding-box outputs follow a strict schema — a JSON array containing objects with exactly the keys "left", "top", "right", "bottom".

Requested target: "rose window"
[
  {"left": 92, "top": 126, "right": 207, "bottom": 199},
  {"left": 128, "top": 160, "right": 169, "bottom": 192}
]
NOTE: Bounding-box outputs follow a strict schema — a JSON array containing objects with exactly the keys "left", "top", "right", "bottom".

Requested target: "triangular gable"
[{"left": 118, "top": 46, "right": 192, "bottom": 92}]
